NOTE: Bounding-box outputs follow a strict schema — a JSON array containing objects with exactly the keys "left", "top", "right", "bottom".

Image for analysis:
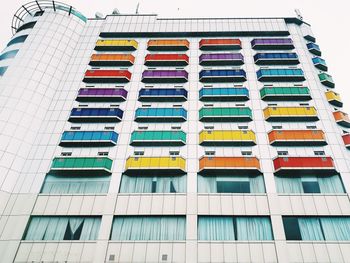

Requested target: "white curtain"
[
  {"left": 275, "top": 176, "right": 303, "bottom": 193},
  {"left": 236, "top": 217, "right": 273, "bottom": 240},
  {"left": 198, "top": 216, "right": 235, "bottom": 240},
  {"left": 320, "top": 217, "right": 350, "bottom": 241},
  {"left": 318, "top": 175, "right": 344, "bottom": 193},
  {"left": 298, "top": 217, "right": 324, "bottom": 240}
]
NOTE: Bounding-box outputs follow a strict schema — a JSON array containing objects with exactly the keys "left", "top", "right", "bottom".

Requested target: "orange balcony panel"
[
  {"left": 144, "top": 54, "right": 189, "bottom": 66},
  {"left": 89, "top": 54, "right": 135, "bottom": 66},
  {"left": 273, "top": 157, "right": 337, "bottom": 176},
  {"left": 268, "top": 130, "right": 327, "bottom": 146},
  {"left": 333, "top": 111, "right": 350, "bottom": 128},
  {"left": 342, "top": 134, "right": 350, "bottom": 149},
  {"left": 199, "top": 157, "right": 261, "bottom": 175},
  {"left": 83, "top": 70, "right": 131, "bottom": 83},
  {"left": 147, "top": 39, "right": 189, "bottom": 51},
  {"left": 199, "top": 39, "right": 242, "bottom": 50}
]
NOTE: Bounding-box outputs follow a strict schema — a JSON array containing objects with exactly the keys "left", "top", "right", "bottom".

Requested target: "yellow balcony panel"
[
  {"left": 199, "top": 130, "right": 256, "bottom": 146},
  {"left": 124, "top": 157, "right": 186, "bottom": 176},
  {"left": 325, "top": 91, "right": 343, "bottom": 107},
  {"left": 263, "top": 107, "right": 319, "bottom": 122},
  {"left": 95, "top": 39, "right": 138, "bottom": 51}
]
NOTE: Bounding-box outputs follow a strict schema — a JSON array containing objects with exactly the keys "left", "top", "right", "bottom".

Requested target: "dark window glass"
[
  {"left": 302, "top": 182, "right": 321, "bottom": 193},
  {"left": 7, "top": 35, "right": 28, "bottom": 47},
  {"left": 217, "top": 181, "right": 250, "bottom": 193},
  {"left": 16, "top": 21, "right": 36, "bottom": 33},
  {"left": 283, "top": 217, "right": 302, "bottom": 240}
]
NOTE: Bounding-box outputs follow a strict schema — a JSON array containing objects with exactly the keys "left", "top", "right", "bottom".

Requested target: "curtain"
[
  {"left": 320, "top": 217, "right": 350, "bottom": 241},
  {"left": 80, "top": 218, "right": 101, "bottom": 240},
  {"left": 41, "top": 175, "right": 110, "bottom": 194},
  {"left": 236, "top": 217, "right": 273, "bottom": 240},
  {"left": 111, "top": 216, "right": 186, "bottom": 240},
  {"left": 275, "top": 176, "right": 303, "bottom": 193},
  {"left": 25, "top": 217, "right": 50, "bottom": 240},
  {"left": 318, "top": 175, "right": 344, "bottom": 193},
  {"left": 198, "top": 216, "right": 235, "bottom": 240},
  {"left": 298, "top": 217, "right": 324, "bottom": 240},
  {"left": 119, "top": 176, "right": 186, "bottom": 193}
]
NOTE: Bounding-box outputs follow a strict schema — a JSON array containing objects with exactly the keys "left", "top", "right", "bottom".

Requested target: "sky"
[{"left": 1, "top": 0, "right": 349, "bottom": 112}]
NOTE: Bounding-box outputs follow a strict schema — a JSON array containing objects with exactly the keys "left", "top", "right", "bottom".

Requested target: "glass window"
[
  {"left": 0, "top": 50, "right": 18, "bottom": 61},
  {"left": 7, "top": 35, "right": 28, "bottom": 46},
  {"left": 0, "top": 66, "right": 8, "bottom": 76}
]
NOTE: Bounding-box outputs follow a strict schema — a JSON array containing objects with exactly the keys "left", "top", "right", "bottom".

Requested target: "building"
[{"left": 0, "top": 1, "right": 349, "bottom": 262}]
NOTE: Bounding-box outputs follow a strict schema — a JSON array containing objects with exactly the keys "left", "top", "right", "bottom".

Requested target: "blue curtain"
[
  {"left": 198, "top": 216, "right": 235, "bottom": 240},
  {"left": 320, "top": 217, "right": 350, "bottom": 241},
  {"left": 275, "top": 176, "right": 303, "bottom": 193},
  {"left": 25, "top": 217, "right": 101, "bottom": 240},
  {"left": 111, "top": 216, "right": 186, "bottom": 240},
  {"left": 318, "top": 175, "right": 344, "bottom": 193},
  {"left": 298, "top": 217, "right": 324, "bottom": 240},
  {"left": 41, "top": 174, "right": 110, "bottom": 194},
  {"left": 119, "top": 175, "right": 186, "bottom": 193},
  {"left": 197, "top": 175, "right": 265, "bottom": 193},
  {"left": 236, "top": 217, "right": 273, "bottom": 240}
]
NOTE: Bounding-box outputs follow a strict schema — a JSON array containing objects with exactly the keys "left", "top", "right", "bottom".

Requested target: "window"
[
  {"left": 169, "top": 151, "right": 179, "bottom": 156},
  {"left": 71, "top": 126, "right": 81, "bottom": 130},
  {"left": 0, "top": 50, "right": 18, "bottom": 61},
  {"left": 277, "top": 151, "right": 288, "bottom": 156},
  {"left": 242, "top": 151, "right": 252, "bottom": 156},
  {"left": 138, "top": 125, "right": 148, "bottom": 130},
  {"left": 61, "top": 152, "right": 72, "bottom": 156},
  {"left": 119, "top": 175, "right": 186, "bottom": 193},
  {"left": 198, "top": 175, "right": 265, "bottom": 193},
  {"left": 78, "top": 104, "right": 88, "bottom": 107},
  {"left": 205, "top": 151, "right": 215, "bottom": 156},
  {"left": 110, "top": 104, "right": 120, "bottom": 108},
  {"left": 307, "top": 125, "right": 317, "bottom": 129},
  {"left": 238, "top": 125, "right": 248, "bottom": 130},
  {"left": 98, "top": 152, "right": 109, "bottom": 156},
  {"left": 24, "top": 216, "right": 101, "bottom": 240},
  {"left": 283, "top": 216, "right": 350, "bottom": 241},
  {"left": 0, "top": 66, "right": 8, "bottom": 76},
  {"left": 300, "top": 103, "right": 309, "bottom": 106},
  {"left": 275, "top": 175, "right": 344, "bottom": 194},
  {"left": 198, "top": 216, "right": 273, "bottom": 241},
  {"left": 204, "top": 125, "right": 214, "bottom": 130},
  {"left": 171, "top": 125, "right": 181, "bottom": 130},
  {"left": 142, "top": 104, "right": 151, "bottom": 107},
  {"left": 134, "top": 151, "right": 144, "bottom": 156},
  {"left": 314, "top": 151, "right": 325, "bottom": 156},
  {"left": 7, "top": 35, "right": 28, "bottom": 47},
  {"left": 104, "top": 126, "right": 114, "bottom": 130},
  {"left": 110, "top": 216, "right": 186, "bottom": 240}
]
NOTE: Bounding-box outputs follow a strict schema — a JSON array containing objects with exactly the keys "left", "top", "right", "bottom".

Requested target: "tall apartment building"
[{"left": 0, "top": 1, "right": 349, "bottom": 262}]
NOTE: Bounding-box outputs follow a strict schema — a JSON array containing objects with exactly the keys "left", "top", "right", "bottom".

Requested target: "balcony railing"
[
  {"left": 76, "top": 88, "right": 127, "bottom": 102},
  {"left": 59, "top": 131, "right": 118, "bottom": 147},
  {"left": 199, "top": 157, "right": 261, "bottom": 175},
  {"left": 147, "top": 39, "right": 189, "bottom": 51},
  {"left": 199, "top": 53, "right": 244, "bottom": 66},
  {"left": 135, "top": 108, "right": 187, "bottom": 123},
  {"left": 260, "top": 86, "right": 311, "bottom": 101},
  {"left": 138, "top": 88, "right": 187, "bottom": 102},
  {"left": 263, "top": 107, "right": 319, "bottom": 122},
  {"left": 251, "top": 38, "right": 294, "bottom": 50},
  {"left": 199, "top": 39, "right": 241, "bottom": 50},
  {"left": 325, "top": 91, "right": 343, "bottom": 107},
  {"left": 199, "top": 130, "right": 256, "bottom": 146},
  {"left": 144, "top": 54, "right": 189, "bottom": 66},
  {"left": 268, "top": 130, "right": 327, "bottom": 146},
  {"left": 130, "top": 130, "right": 186, "bottom": 146},
  {"left": 141, "top": 70, "right": 188, "bottom": 83},
  {"left": 199, "top": 69, "right": 247, "bottom": 83},
  {"left": 199, "top": 87, "right": 249, "bottom": 102},
  {"left": 68, "top": 108, "right": 123, "bottom": 123},
  {"left": 95, "top": 39, "right": 138, "bottom": 51},
  {"left": 254, "top": 53, "right": 299, "bottom": 65},
  {"left": 199, "top": 107, "right": 252, "bottom": 122},
  {"left": 318, "top": 73, "right": 335, "bottom": 88},
  {"left": 83, "top": 70, "right": 131, "bottom": 83},
  {"left": 257, "top": 69, "right": 305, "bottom": 82}
]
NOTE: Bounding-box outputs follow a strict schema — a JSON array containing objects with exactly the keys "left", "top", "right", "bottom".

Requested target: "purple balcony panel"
[
  {"left": 142, "top": 70, "right": 189, "bottom": 83},
  {"left": 251, "top": 38, "right": 294, "bottom": 50},
  {"left": 77, "top": 88, "right": 128, "bottom": 102},
  {"left": 199, "top": 53, "right": 244, "bottom": 65}
]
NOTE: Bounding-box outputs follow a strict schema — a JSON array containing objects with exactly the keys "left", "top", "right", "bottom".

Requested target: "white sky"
[{"left": 1, "top": 0, "right": 349, "bottom": 112}]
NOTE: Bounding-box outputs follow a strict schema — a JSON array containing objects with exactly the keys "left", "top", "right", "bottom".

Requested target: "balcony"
[
  {"left": 199, "top": 130, "right": 256, "bottom": 146},
  {"left": 124, "top": 156, "right": 186, "bottom": 175},
  {"left": 141, "top": 70, "right": 188, "bottom": 83},
  {"left": 199, "top": 69, "right": 246, "bottom": 83},
  {"left": 251, "top": 38, "right": 294, "bottom": 50},
  {"left": 83, "top": 70, "right": 131, "bottom": 83},
  {"left": 199, "top": 53, "right": 244, "bottom": 66},
  {"left": 273, "top": 157, "right": 337, "bottom": 176},
  {"left": 68, "top": 108, "right": 123, "bottom": 123},
  {"left": 144, "top": 54, "right": 189, "bottom": 66},
  {"left": 260, "top": 86, "right": 311, "bottom": 101},
  {"left": 199, "top": 87, "right": 249, "bottom": 102},
  {"left": 198, "top": 157, "right": 261, "bottom": 175},
  {"left": 333, "top": 111, "right": 350, "bottom": 128},
  {"left": 147, "top": 39, "right": 189, "bottom": 51},
  {"left": 138, "top": 88, "right": 187, "bottom": 102},
  {"left": 254, "top": 53, "right": 299, "bottom": 65},
  {"left": 95, "top": 39, "right": 138, "bottom": 51},
  {"left": 49, "top": 157, "right": 113, "bottom": 176},
  {"left": 256, "top": 69, "right": 305, "bottom": 82},
  {"left": 325, "top": 91, "right": 343, "bottom": 107},
  {"left": 268, "top": 130, "right": 327, "bottom": 146},
  {"left": 263, "top": 107, "right": 319, "bottom": 122},
  {"left": 199, "top": 107, "right": 252, "bottom": 122},
  {"left": 318, "top": 73, "right": 335, "bottom": 88},
  {"left": 59, "top": 131, "right": 118, "bottom": 147},
  {"left": 89, "top": 54, "right": 135, "bottom": 67},
  {"left": 199, "top": 39, "right": 241, "bottom": 51},
  {"left": 307, "top": 42, "right": 321, "bottom": 56},
  {"left": 76, "top": 88, "right": 127, "bottom": 102},
  {"left": 130, "top": 130, "right": 186, "bottom": 146},
  {"left": 135, "top": 108, "right": 187, "bottom": 123},
  {"left": 312, "top": 57, "right": 328, "bottom": 71},
  {"left": 342, "top": 134, "right": 350, "bottom": 149}
]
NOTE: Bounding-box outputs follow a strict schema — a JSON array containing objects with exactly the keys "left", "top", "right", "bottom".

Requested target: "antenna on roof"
[
  {"left": 135, "top": 3, "right": 140, "bottom": 14},
  {"left": 294, "top": 9, "right": 303, "bottom": 20}
]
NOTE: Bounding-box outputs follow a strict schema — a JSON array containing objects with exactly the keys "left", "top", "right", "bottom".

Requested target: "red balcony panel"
[
  {"left": 83, "top": 70, "right": 131, "bottom": 83},
  {"left": 144, "top": 54, "right": 189, "bottom": 66},
  {"left": 342, "top": 134, "right": 350, "bottom": 149},
  {"left": 199, "top": 39, "right": 242, "bottom": 50}
]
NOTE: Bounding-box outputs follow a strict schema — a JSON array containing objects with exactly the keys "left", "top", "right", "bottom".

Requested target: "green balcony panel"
[
  {"left": 319, "top": 73, "right": 335, "bottom": 88},
  {"left": 260, "top": 87, "right": 311, "bottom": 101},
  {"left": 199, "top": 107, "right": 252, "bottom": 122},
  {"left": 130, "top": 130, "right": 186, "bottom": 146}
]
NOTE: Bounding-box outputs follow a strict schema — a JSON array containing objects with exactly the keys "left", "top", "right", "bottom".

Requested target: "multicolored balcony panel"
[
  {"left": 83, "top": 70, "right": 131, "bottom": 83},
  {"left": 260, "top": 86, "right": 311, "bottom": 101},
  {"left": 141, "top": 70, "right": 188, "bottom": 83},
  {"left": 89, "top": 54, "right": 135, "bottom": 67},
  {"left": 342, "top": 134, "right": 350, "bottom": 149},
  {"left": 319, "top": 73, "right": 335, "bottom": 88},
  {"left": 76, "top": 88, "right": 127, "bottom": 102},
  {"left": 199, "top": 107, "right": 252, "bottom": 122},
  {"left": 254, "top": 53, "right": 299, "bottom": 65},
  {"left": 251, "top": 38, "right": 294, "bottom": 50},
  {"left": 95, "top": 39, "right": 138, "bottom": 51},
  {"left": 135, "top": 108, "right": 187, "bottom": 123},
  {"left": 199, "top": 69, "right": 247, "bottom": 83},
  {"left": 268, "top": 130, "right": 327, "bottom": 146},
  {"left": 273, "top": 157, "right": 337, "bottom": 176},
  {"left": 333, "top": 111, "right": 350, "bottom": 128},
  {"left": 69, "top": 108, "right": 123, "bottom": 123},
  {"left": 263, "top": 107, "right": 319, "bottom": 122},
  {"left": 325, "top": 91, "right": 343, "bottom": 107},
  {"left": 130, "top": 130, "right": 186, "bottom": 146},
  {"left": 199, "top": 130, "right": 256, "bottom": 146},
  {"left": 199, "top": 87, "right": 249, "bottom": 102},
  {"left": 199, "top": 53, "right": 244, "bottom": 66},
  {"left": 59, "top": 131, "right": 118, "bottom": 147},
  {"left": 144, "top": 54, "right": 189, "bottom": 66},
  {"left": 312, "top": 57, "right": 328, "bottom": 71},
  {"left": 147, "top": 39, "right": 189, "bottom": 51},
  {"left": 199, "top": 39, "right": 241, "bottom": 51},
  {"left": 307, "top": 42, "right": 321, "bottom": 56},
  {"left": 199, "top": 157, "right": 261, "bottom": 175},
  {"left": 49, "top": 157, "right": 113, "bottom": 176},
  {"left": 138, "top": 88, "right": 187, "bottom": 102},
  {"left": 257, "top": 68, "right": 305, "bottom": 82},
  {"left": 124, "top": 156, "right": 186, "bottom": 175}
]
